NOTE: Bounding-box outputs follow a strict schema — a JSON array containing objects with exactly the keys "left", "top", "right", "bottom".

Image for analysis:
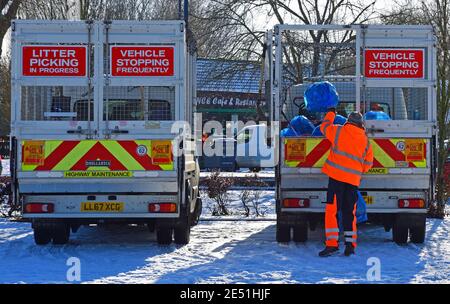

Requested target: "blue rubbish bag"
[
  {"left": 355, "top": 191, "right": 368, "bottom": 224},
  {"left": 289, "top": 115, "right": 315, "bottom": 135},
  {"left": 280, "top": 127, "right": 298, "bottom": 137},
  {"left": 338, "top": 191, "right": 368, "bottom": 228},
  {"left": 311, "top": 115, "right": 347, "bottom": 137},
  {"left": 304, "top": 81, "right": 339, "bottom": 113},
  {"left": 364, "top": 111, "right": 391, "bottom": 120},
  {"left": 311, "top": 126, "right": 324, "bottom": 137},
  {"left": 333, "top": 114, "right": 347, "bottom": 125}
]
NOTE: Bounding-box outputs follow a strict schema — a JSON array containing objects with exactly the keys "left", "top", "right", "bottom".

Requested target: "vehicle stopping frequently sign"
[
  {"left": 110, "top": 46, "right": 175, "bottom": 76},
  {"left": 365, "top": 49, "right": 425, "bottom": 79},
  {"left": 22, "top": 45, "right": 87, "bottom": 77}
]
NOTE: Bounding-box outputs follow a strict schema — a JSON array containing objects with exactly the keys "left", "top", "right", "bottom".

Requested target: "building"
[{"left": 195, "top": 58, "right": 267, "bottom": 125}]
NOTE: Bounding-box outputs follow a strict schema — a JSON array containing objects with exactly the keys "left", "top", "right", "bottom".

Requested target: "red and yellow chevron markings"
[
  {"left": 21, "top": 140, "right": 174, "bottom": 173},
  {"left": 284, "top": 138, "right": 427, "bottom": 171}
]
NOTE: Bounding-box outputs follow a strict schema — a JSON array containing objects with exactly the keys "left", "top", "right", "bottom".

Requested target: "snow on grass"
[
  {"left": 1, "top": 159, "right": 9, "bottom": 177},
  {"left": 200, "top": 190, "right": 275, "bottom": 220},
  {"left": 0, "top": 160, "right": 448, "bottom": 283},
  {"left": 0, "top": 209, "right": 449, "bottom": 283}
]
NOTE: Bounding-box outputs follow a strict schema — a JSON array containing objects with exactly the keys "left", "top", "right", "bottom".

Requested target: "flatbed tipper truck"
[
  {"left": 10, "top": 20, "right": 201, "bottom": 245},
  {"left": 267, "top": 24, "right": 437, "bottom": 244}
]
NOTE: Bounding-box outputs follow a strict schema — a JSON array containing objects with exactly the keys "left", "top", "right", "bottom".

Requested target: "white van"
[{"left": 235, "top": 125, "right": 275, "bottom": 171}]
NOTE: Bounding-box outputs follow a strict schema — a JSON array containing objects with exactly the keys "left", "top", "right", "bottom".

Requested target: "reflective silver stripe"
[
  {"left": 334, "top": 126, "right": 342, "bottom": 149},
  {"left": 322, "top": 119, "right": 332, "bottom": 124},
  {"left": 332, "top": 148, "right": 365, "bottom": 164},
  {"left": 326, "top": 235, "right": 339, "bottom": 240},
  {"left": 322, "top": 123, "right": 330, "bottom": 136},
  {"left": 326, "top": 228, "right": 340, "bottom": 233},
  {"left": 345, "top": 237, "right": 356, "bottom": 242},
  {"left": 325, "top": 159, "right": 363, "bottom": 176},
  {"left": 363, "top": 161, "right": 373, "bottom": 166},
  {"left": 344, "top": 231, "right": 357, "bottom": 236},
  {"left": 362, "top": 139, "right": 371, "bottom": 160}
]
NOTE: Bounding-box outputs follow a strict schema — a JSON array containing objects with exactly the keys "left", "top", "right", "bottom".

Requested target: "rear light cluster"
[
  {"left": 283, "top": 198, "right": 310, "bottom": 208},
  {"left": 25, "top": 203, "right": 54, "bottom": 213},
  {"left": 148, "top": 203, "right": 177, "bottom": 213},
  {"left": 398, "top": 199, "right": 425, "bottom": 208}
]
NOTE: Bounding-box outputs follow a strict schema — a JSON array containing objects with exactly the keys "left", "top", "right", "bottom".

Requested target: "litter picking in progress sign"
[
  {"left": 364, "top": 49, "right": 425, "bottom": 79},
  {"left": 22, "top": 45, "right": 87, "bottom": 77},
  {"left": 110, "top": 46, "right": 175, "bottom": 76}
]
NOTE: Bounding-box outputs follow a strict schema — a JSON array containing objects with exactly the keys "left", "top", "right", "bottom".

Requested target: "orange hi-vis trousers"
[{"left": 325, "top": 178, "right": 358, "bottom": 248}]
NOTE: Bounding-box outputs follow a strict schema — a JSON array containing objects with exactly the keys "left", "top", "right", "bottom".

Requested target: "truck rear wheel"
[
  {"left": 293, "top": 224, "right": 308, "bottom": 243},
  {"left": 174, "top": 225, "right": 191, "bottom": 245},
  {"left": 410, "top": 226, "right": 426, "bottom": 244},
  {"left": 190, "top": 198, "right": 202, "bottom": 227},
  {"left": 276, "top": 223, "right": 291, "bottom": 243},
  {"left": 392, "top": 222, "right": 408, "bottom": 245},
  {"left": 33, "top": 227, "right": 51, "bottom": 245},
  {"left": 52, "top": 224, "right": 70, "bottom": 245},
  {"left": 410, "top": 218, "right": 426, "bottom": 244},
  {"left": 156, "top": 228, "right": 173, "bottom": 245}
]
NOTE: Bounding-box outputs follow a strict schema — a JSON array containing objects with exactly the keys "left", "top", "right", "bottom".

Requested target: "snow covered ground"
[
  {"left": 1, "top": 159, "right": 9, "bottom": 176},
  {"left": 1, "top": 198, "right": 449, "bottom": 283},
  {"left": 1, "top": 158, "right": 449, "bottom": 284}
]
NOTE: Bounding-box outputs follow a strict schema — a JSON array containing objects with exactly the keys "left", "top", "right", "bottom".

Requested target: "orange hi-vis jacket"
[{"left": 320, "top": 111, "right": 374, "bottom": 187}]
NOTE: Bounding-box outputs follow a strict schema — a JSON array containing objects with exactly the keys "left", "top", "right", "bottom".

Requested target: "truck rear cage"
[
  {"left": 11, "top": 20, "right": 193, "bottom": 139},
  {"left": 270, "top": 24, "right": 437, "bottom": 126}
]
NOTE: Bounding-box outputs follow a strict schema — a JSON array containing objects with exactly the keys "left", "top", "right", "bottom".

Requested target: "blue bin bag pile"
[
  {"left": 364, "top": 110, "right": 391, "bottom": 120},
  {"left": 304, "top": 81, "right": 339, "bottom": 113},
  {"left": 280, "top": 115, "right": 315, "bottom": 137},
  {"left": 312, "top": 114, "right": 347, "bottom": 137}
]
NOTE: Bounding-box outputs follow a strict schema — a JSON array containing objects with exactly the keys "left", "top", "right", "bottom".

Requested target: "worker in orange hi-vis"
[{"left": 318, "top": 108, "right": 374, "bottom": 257}]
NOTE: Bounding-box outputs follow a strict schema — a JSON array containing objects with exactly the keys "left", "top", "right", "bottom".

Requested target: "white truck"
[
  {"left": 267, "top": 24, "right": 437, "bottom": 244},
  {"left": 10, "top": 20, "right": 201, "bottom": 245}
]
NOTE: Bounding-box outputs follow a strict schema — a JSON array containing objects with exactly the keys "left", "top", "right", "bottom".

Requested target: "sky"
[{"left": 0, "top": 0, "right": 407, "bottom": 58}]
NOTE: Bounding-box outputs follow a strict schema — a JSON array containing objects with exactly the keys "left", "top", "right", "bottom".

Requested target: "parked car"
[
  {"left": 235, "top": 125, "right": 274, "bottom": 171},
  {"left": 199, "top": 125, "right": 275, "bottom": 172},
  {"left": 200, "top": 136, "right": 237, "bottom": 171}
]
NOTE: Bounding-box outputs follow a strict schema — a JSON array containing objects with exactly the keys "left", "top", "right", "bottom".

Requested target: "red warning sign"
[
  {"left": 365, "top": 49, "right": 425, "bottom": 79},
  {"left": 22, "top": 45, "right": 87, "bottom": 77},
  {"left": 111, "top": 46, "right": 175, "bottom": 77}
]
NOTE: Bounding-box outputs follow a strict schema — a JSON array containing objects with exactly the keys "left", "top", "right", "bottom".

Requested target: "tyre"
[
  {"left": 293, "top": 224, "right": 308, "bottom": 243},
  {"left": 174, "top": 225, "right": 191, "bottom": 245},
  {"left": 392, "top": 222, "right": 408, "bottom": 245},
  {"left": 147, "top": 222, "right": 155, "bottom": 233},
  {"left": 34, "top": 226, "right": 51, "bottom": 245},
  {"left": 191, "top": 198, "right": 202, "bottom": 227},
  {"left": 410, "top": 218, "right": 426, "bottom": 244},
  {"left": 52, "top": 224, "right": 70, "bottom": 245},
  {"left": 276, "top": 223, "right": 291, "bottom": 243},
  {"left": 156, "top": 228, "right": 173, "bottom": 245}
]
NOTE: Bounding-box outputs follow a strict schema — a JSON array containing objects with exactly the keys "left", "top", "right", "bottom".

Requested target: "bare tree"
[
  {"left": 382, "top": 0, "right": 449, "bottom": 218},
  {"left": 423, "top": 0, "right": 450, "bottom": 217},
  {"left": 193, "top": 1, "right": 376, "bottom": 62},
  {"left": 20, "top": 0, "right": 157, "bottom": 21},
  {"left": 0, "top": 0, "right": 22, "bottom": 57},
  {"left": 19, "top": 0, "right": 76, "bottom": 20},
  {"left": 0, "top": 56, "right": 10, "bottom": 136}
]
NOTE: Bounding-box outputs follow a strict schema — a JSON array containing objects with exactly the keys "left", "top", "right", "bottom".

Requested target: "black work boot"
[
  {"left": 344, "top": 243, "right": 355, "bottom": 256},
  {"left": 318, "top": 246, "right": 339, "bottom": 257}
]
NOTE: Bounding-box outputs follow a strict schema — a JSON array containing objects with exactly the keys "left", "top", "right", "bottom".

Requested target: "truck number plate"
[
  {"left": 80, "top": 202, "right": 124, "bottom": 212},
  {"left": 363, "top": 196, "right": 374, "bottom": 205}
]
